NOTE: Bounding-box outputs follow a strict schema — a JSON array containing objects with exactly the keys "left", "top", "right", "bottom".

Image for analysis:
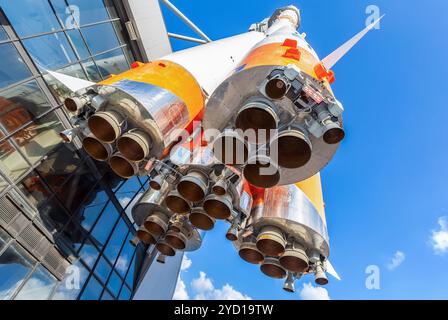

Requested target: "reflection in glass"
[
  {"left": 79, "top": 243, "right": 100, "bottom": 269},
  {"left": 15, "top": 265, "right": 57, "bottom": 300},
  {"left": 118, "top": 285, "right": 131, "bottom": 300},
  {"left": 106, "top": 271, "right": 123, "bottom": 297},
  {"left": 23, "top": 32, "right": 77, "bottom": 70},
  {"left": 0, "top": 25, "right": 8, "bottom": 41},
  {"left": 90, "top": 202, "right": 119, "bottom": 247},
  {"left": 12, "top": 113, "right": 64, "bottom": 167},
  {"left": 81, "top": 59, "right": 102, "bottom": 82},
  {"left": 52, "top": 259, "right": 89, "bottom": 300},
  {"left": 0, "top": 242, "right": 35, "bottom": 299},
  {"left": 115, "top": 176, "right": 141, "bottom": 209},
  {"left": 0, "top": 0, "right": 62, "bottom": 37},
  {"left": 94, "top": 256, "right": 112, "bottom": 284},
  {"left": 104, "top": 219, "right": 128, "bottom": 265},
  {"left": 81, "top": 22, "right": 120, "bottom": 55},
  {"left": 0, "top": 138, "right": 30, "bottom": 182},
  {"left": 115, "top": 232, "right": 135, "bottom": 277},
  {"left": 125, "top": 254, "right": 136, "bottom": 289},
  {"left": 0, "top": 43, "right": 32, "bottom": 89},
  {"left": 81, "top": 190, "right": 109, "bottom": 232},
  {"left": 54, "top": 163, "right": 97, "bottom": 212},
  {"left": 80, "top": 276, "right": 102, "bottom": 300},
  {"left": 101, "top": 289, "right": 114, "bottom": 300},
  {"left": 0, "top": 81, "right": 52, "bottom": 133},
  {"left": 94, "top": 48, "right": 129, "bottom": 78},
  {"left": 67, "top": 0, "right": 110, "bottom": 25},
  {"left": 67, "top": 29, "right": 91, "bottom": 60}
]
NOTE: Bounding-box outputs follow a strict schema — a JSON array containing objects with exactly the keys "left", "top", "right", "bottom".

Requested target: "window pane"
[
  {"left": 0, "top": 25, "right": 8, "bottom": 41},
  {"left": 36, "top": 143, "right": 83, "bottom": 191},
  {"left": 115, "top": 233, "right": 135, "bottom": 278},
  {"left": 23, "top": 32, "right": 77, "bottom": 71},
  {"left": 52, "top": 259, "right": 89, "bottom": 300},
  {"left": 101, "top": 289, "right": 114, "bottom": 300},
  {"left": 12, "top": 113, "right": 64, "bottom": 166},
  {"left": 55, "top": 163, "right": 97, "bottom": 212},
  {"left": 95, "top": 48, "right": 129, "bottom": 78},
  {"left": 15, "top": 265, "right": 57, "bottom": 300},
  {"left": 118, "top": 285, "right": 131, "bottom": 300},
  {"left": 67, "top": 29, "right": 90, "bottom": 60},
  {"left": 104, "top": 219, "right": 128, "bottom": 264},
  {"left": 79, "top": 243, "right": 99, "bottom": 269},
  {"left": 67, "top": 0, "right": 110, "bottom": 25},
  {"left": 0, "top": 137, "right": 30, "bottom": 181},
  {"left": 81, "top": 59, "right": 102, "bottom": 82},
  {"left": 94, "top": 256, "right": 112, "bottom": 284},
  {"left": 0, "top": 0, "right": 62, "bottom": 37},
  {"left": 125, "top": 254, "right": 136, "bottom": 288},
  {"left": 0, "top": 81, "right": 52, "bottom": 133},
  {"left": 116, "top": 177, "right": 141, "bottom": 209},
  {"left": 81, "top": 22, "right": 119, "bottom": 55},
  {"left": 106, "top": 271, "right": 123, "bottom": 297},
  {"left": 0, "top": 173, "right": 7, "bottom": 192},
  {"left": 81, "top": 189, "right": 109, "bottom": 233},
  {"left": 80, "top": 276, "right": 102, "bottom": 300},
  {"left": 90, "top": 202, "right": 119, "bottom": 247},
  {"left": 0, "top": 43, "right": 32, "bottom": 89},
  {"left": 0, "top": 242, "right": 35, "bottom": 299}
]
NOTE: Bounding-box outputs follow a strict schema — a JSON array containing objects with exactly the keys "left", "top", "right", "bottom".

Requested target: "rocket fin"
[
  {"left": 322, "top": 15, "right": 384, "bottom": 70},
  {"left": 46, "top": 70, "right": 96, "bottom": 92},
  {"left": 325, "top": 259, "right": 341, "bottom": 281}
]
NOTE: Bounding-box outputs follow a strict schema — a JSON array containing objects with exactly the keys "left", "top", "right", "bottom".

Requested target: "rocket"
[{"left": 51, "top": 5, "right": 380, "bottom": 293}]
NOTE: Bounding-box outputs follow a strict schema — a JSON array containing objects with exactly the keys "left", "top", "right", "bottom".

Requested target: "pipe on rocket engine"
[
  {"left": 260, "top": 257, "right": 287, "bottom": 279},
  {"left": 212, "top": 131, "right": 249, "bottom": 165},
  {"left": 82, "top": 135, "right": 113, "bottom": 161},
  {"left": 165, "top": 190, "right": 192, "bottom": 214},
  {"left": 256, "top": 226, "right": 286, "bottom": 257},
  {"left": 149, "top": 174, "right": 164, "bottom": 190},
  {"left": 279, "top": 241, "right": 309, "bottom": 273},
  {"left": 283, "top": 272, "right": 296, "bottom": 293},
  {"left": 88, "top": 111, "right": 125, "bottom": 143},
  {"left": 109, "top": 152, "right": 139, "bottom": 178},
  {"left": 243, "top": 153, "right": 280, "bottom": 188},
  {"left": 238, "top": 240, "right": 264, "bottom": 264},
  {"left": 270, "top": 128, "right": 312, "bottom": 169},
  {"left": 117, "top": 130, "right": 152, "bottom": 162},
  {"left": 177, "top": 170, "right": 209, "bottom": 203},
  {"left": 235, "top": 99, "right": 278, "bottom": 143},
  {"left": 64, "top": 96, "right": 89, "bottom": 113},
  {"left": 322, "top": 119, "right": 345, "bottom": 145},
  {"left": 212, "top": 179, "right": 227, "bottom": 196},
  {"left": 189, "top": 207, "right": 215, "bottom": 231},
  {"left": 264, "top": 77, "right": 289, "bottom": 100},
  {"left": 143, "top": 212, "right": 169, "bottom": 237},
  {"left": 203, "top": 193, "right": 233, "bottom": 220}
]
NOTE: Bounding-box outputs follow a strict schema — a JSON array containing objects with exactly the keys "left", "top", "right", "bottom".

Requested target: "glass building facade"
[{"left": 0, "top": 0, "right": 149, "bottom": 300}]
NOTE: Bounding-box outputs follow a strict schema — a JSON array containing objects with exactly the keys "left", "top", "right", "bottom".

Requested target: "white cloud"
[
  {"left": 191, "top": 271, "right": 251, "bottom": 300},
  {"left": 387, "top": 251, "right": 405, "bottom": 270},
  {"left": 115, "top": 256, "right": 129, "bottom": 274},
  {"left": 173, "top": 277, "right": 189, "bottom": 300},
  {"left": 181, "top": 254, "right": 192, "bottom": 271},
  {"left": 430, "top": 216, "right": 448, "bottom": 255},
  {"left": 299, "top": 282, "right": 330, "bottom": 300}
]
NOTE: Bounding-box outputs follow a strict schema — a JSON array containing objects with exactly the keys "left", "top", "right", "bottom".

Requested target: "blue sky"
[{"left": 162, "top": 0, "right": 448, "bottom": 299}]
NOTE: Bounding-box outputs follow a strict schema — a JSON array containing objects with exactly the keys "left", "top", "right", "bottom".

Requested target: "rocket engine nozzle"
[
  {"left": 256, "top": 226, "right": 286, "bottom": 257},
  {"left": 156, "top": 240, "right": 176, "bottom": 257},
  {"left": 143, "top": 212, "right": 169, "bottom": 237},
  {"left": 243, "top": 154, "right": 280, "bottom": 188},
  {"left": 260, "top": 257, "right": 286, "bottom": 279},
  {"left": 235, "top": 100, "right": 278, "bottom": 143},
  {"left": 136, "top": 226, "right": 157, "bottom": 245},
  {"left": 279, "top": 242, "right": 309, "bottom": 273},
  {"left": 88, "top": 111, "right": 124, "bottom": 143},
  {"left": 109, "top": 153, "right": 139, "bottom": 178},
  {"left": 189, "top": 207, "right": 215, "bottom": 231},
  {"left": 165, "top": 190, "right": 192, "bottom": 214},
  {"left": 177, "top": 170, "right": 209, "bottom": 203},
  {"left": 82, "top": 135, "right": 113, "bottom": 161},
  {"left": 117, "top": 130, "right": 152, "bottom": 162},
  {"left": 270, "top": 128, "right": 312, "bottom": 169},
  {"left": 238, "top": 241, "right": 264, "bottom": 264},
  {"left": 203, "top": 193, "right": 233, "bottom": 220}
]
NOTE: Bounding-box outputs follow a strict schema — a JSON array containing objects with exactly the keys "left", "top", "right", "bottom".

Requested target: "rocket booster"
[{"left": 51, "top": 4, "right": 380, "bottom": 293}]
